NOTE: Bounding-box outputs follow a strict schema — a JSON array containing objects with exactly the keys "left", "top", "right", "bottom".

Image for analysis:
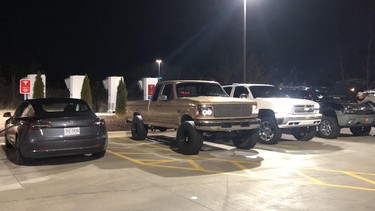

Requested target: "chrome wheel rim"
[
  {"left": 320, "top": 120, "right": 333, "bottom": 136},
  {"left": 259, "top": 121, "right": 275, "bottom": 142}
]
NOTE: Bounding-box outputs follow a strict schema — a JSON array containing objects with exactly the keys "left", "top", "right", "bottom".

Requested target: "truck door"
[{"left": 148, "top": 83, "right": 174, "bottom": 126}]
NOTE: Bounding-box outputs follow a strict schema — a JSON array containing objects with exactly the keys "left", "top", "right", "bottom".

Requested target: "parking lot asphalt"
[{"left": 1, "top": 129, "right": 375, "bottom": 211}]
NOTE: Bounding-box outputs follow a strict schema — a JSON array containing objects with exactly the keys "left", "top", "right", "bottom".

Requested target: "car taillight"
[
  {"left": 94, "top": 118, "right": 106, "bottom": 126},
  {"left": 29, "top": 121, "right": 52, "bottom": 130}
]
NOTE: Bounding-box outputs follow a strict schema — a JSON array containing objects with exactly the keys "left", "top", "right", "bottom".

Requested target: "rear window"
[
  {"left": 176, "top": 82, "right": 228, "bottom": 97},
  {"left": 41, "top": 102, "right": 91, "bottom": 113}
]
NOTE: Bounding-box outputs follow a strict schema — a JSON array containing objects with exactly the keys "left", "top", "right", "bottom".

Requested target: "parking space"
[
  {"left": 107, "top": 130, "right": 375, "bottom": 192},
  {"left": 1, "top": 129, "right": 375, "bottom": 210}
]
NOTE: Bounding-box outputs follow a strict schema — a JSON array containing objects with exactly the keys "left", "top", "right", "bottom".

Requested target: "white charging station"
[
  {"left": 138, "top": 78, "right": 158, "bottom": 100},
  {"left": 103, "top": 76, "right": 124, "bottom": 113},
  {"left": 64, "top": 75, "right": 85, "bottom": 99}
]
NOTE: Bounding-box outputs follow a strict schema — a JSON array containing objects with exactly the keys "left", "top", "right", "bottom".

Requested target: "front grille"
[
  {"left": 214, "top": 104, "right": 252, "bottom": 117},
  {"left": 352, "top": 104, "right": 375, "bottom": 114},
  {"left": 293, "top": 105, "right": 315, "bottom": 114}
]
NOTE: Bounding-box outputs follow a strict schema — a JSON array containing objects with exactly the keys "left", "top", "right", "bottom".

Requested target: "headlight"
[
  {"left": 197, "top": 105, "right": 214, "bottom": 117},
  {"left": 252, "top": 104, "right": 259, "bottom": 115},
  {"left": 274, "top": 104, "right": 294, "bottom": 115},
  {"left": 314, "top": 103, "right": 320, "bottom": 114}
]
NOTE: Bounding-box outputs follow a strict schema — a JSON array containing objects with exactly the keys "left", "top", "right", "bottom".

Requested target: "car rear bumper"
[
  {"left": 194, "top": 118, "right": 261, "bottom": 131},
  {"left": 20, "top": 135, "right": 108, "bottom": 158}
]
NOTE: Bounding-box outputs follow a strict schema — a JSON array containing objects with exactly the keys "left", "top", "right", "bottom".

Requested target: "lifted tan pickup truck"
[{"left": 125, "top": 80, "right": 260, "bottom": 155}]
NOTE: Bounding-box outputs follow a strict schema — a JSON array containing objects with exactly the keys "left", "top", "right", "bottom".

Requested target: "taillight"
[
  {"left": 94, "top": 118, "right": 106, "bottom": 126},
  {"left": 29, "top": 121, "right": 52, "bottom": 130}
]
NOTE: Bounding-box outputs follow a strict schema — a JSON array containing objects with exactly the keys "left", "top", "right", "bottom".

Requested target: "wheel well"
[
  {"left": 132, "top": 112, "right": 143, "bottom": 119},
  {"left": 258, "top": 109, "right": 275, "bottom": 119},
  {"left": 322, "top": 110, "right": 337, "bottom": 120},
  {"left": 180, "top": 115, "right": 193, "bottom": 124},
  {"left": 133, "top": 112, "right": 141, "bottom": 117}
]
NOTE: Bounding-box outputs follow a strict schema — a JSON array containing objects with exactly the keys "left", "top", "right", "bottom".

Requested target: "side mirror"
[
  {"left": 158, "top": 95, "right": 168, "bottom": 101},
  {"left": 3, "top": 112, "right": 11, "bottom": 117},
  {"left": 239, "top": 93, "right": 248, "bottom": 99}
]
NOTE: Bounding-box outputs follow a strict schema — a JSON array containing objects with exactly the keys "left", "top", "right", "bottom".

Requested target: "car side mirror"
[
  {"left": 3, "top": 112, "right": 11, "bottom": 117},
  {"left": 158, "top": 95, "right": 168, "bottom": 101},
  {"left": 239, "top": 93, "right": 248, "bottom": 99}
]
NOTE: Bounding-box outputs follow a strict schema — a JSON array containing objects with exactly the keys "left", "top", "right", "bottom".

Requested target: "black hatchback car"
[{"left": 3, "top": 98, "right": 108, "bottom": 165}]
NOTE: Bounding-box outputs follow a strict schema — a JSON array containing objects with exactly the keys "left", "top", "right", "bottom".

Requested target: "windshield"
[
  {"left": 311, "top": 87, "right": 328, "bottom": 99},
  {"left": 280, "top": 89, "right": 312, "bottom": 100},
  {"left": 250, "top": 86, "right": 284, "bottom": 98},
  {"left": 176, "top": 82, "right": 228, "bottom": 97}
]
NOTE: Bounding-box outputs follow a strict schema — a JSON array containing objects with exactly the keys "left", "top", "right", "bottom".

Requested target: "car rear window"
[
  {"left": 40, "top": 102, "right": 91, "bottom": 113},
  {"left": 176, "top": 82, "right": 228, "bottom": 97}
]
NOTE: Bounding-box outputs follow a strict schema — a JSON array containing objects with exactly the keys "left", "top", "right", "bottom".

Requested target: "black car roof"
[{"left": 26, "top": 98, "right": 87, "bottom": 105}]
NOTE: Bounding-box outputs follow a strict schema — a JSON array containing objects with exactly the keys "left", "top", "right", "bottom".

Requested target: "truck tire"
[
  {"left": 258, "top": 117, "right": 281, "bottom": 144},
  {"left": 317, "top": 116, "right": 340, "bottom": 139},
  {"left": 176, "top": 121, "right": 203, "bottom": 155},
  {"left": 291, "top": 127, "right": 316, "bottom": 141},
  {"left": 232, "top": 129, "right": 259, "bottom": 149},
  {"left": 131, "top": 115, "right": 148, "bottom": 140},
  {"left": 350, "top": 126, "right": 371, "bottom": 136}
]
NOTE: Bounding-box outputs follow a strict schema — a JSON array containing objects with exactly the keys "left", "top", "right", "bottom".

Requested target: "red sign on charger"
[
  {"left": 148, "top": 84, "right": 155, "bottom": 96},
  {"left": 20, "top": 79, "right": 31, "bottom": 94}
]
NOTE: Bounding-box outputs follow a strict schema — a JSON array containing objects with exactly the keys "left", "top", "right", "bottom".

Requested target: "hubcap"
[
  {"left": 259, "top": 121, "right": 275, "bottom": 142},
  {"left": 320, "top": 120, "right": 333, "bottom": 136}
]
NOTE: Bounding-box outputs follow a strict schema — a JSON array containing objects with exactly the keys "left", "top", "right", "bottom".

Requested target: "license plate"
[{"left": 64, "top": 127, "right": 80, "bottom": 136}]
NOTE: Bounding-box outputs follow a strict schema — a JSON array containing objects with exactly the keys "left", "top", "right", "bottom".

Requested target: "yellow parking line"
[
  {"left": 116, "top": 152, "right": 152, "bottom": 155},
  {"left": 148, "top": 163, "right": 254, "bottom": 177},
  {"left": 164, "top": 154, "right": 200, "bottom": 159},
  {"left": 108, "top": 149, "right": 257, "bottom": 177},
  {"left": 295, "top": 171, "right": 326, "bottom": 185},
  {"left": 207, "top": 158, "right": 260, "bottom": 165},
  {"left": 298, "top": 169, "right": 375, "bottom": 191},
  {"left": 310, "top": 183, "right": 375, "bottom": 192},
  {"left": 109, "top": 140, "right": 375, "bottom": 192},
  {"left": 230, "top": 161, "right": 256, "bottom": 176},
  {"left": 187, "top": 160, "right": 205, "bottom": 171},
  {"left": 304, "top": 167, "right": 375, "bottom": 176},
  {"left": 107, "top": 149, "right": 146, "bottom": 165},
  {"left": 145, "top": 160, "right": 178, "bottom": 165},
  {"left": 345, "top": 172, "right": 375, "bottom": 185}
]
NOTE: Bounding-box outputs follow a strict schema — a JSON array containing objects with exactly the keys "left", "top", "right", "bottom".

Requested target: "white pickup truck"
[{"left": 223, "top": 84, "right": 322, "bottom": 144}]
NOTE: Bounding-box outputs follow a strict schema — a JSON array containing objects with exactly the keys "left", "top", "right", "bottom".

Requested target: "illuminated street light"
[
  {"left": 243, "top": 0, "right": 247, "bottom": 83},
  {"left": 156, "top": 59, "right": 162, "bottom": 79}
]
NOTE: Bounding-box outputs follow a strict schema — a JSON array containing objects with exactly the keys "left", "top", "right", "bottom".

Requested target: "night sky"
[{"left": 0, "top": 0, "right": 374, "bottom": 88}]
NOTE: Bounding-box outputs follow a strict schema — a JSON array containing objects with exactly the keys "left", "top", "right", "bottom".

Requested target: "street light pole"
[
  {"left": 156, "top": 59, "right": 162, "bottom": 79},
  {"left": 243, "top": 0, "right": 247, "bottom": 83}
]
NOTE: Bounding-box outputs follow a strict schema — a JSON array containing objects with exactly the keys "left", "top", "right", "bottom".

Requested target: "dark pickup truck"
[{"left": 281, "top": 86, "right": 375, "bottom": 138}]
